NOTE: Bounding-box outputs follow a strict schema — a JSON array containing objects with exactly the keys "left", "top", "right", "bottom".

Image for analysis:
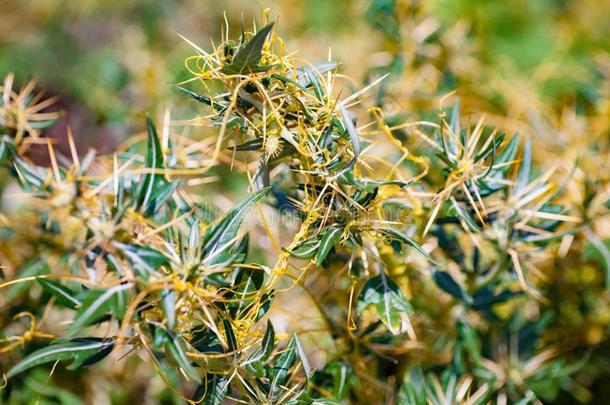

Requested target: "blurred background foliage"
[
  {"left": 1, "top": 0, "right": 608, "bottom": 149},
  {"left": 0, "top": 0, "right": 374, "bottom": 150},
  {"left": 1, "top": 0, "right": 610, "bottom": 403}
]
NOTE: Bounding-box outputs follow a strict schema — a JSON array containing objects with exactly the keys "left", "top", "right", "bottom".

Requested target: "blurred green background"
[
  {"left": 1, "top": 0, "right": 609, "bottom": 145},
  {"left": 0, "top": 0, "right": 376, "bottom": 152}
]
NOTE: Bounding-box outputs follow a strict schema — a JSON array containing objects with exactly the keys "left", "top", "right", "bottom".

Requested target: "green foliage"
[
  {"left": 357, "top": 272, "right": 413, "bottom": 335},
  {"left": 1, "top": 3, "right": 609, "bottom": 404},
  {"left": 7, "top": 338, "right": 114, "bottom": 378}
]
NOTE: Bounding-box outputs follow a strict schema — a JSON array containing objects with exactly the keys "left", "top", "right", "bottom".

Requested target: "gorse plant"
[{"left": 1, "top": 9, "right": 609, "bottom": 405}]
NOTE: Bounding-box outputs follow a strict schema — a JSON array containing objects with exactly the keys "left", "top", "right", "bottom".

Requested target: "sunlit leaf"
[
  {"left": 114, "top": 242, "right": 169, "bottom": 279},
  {"left": 202, "top": 188, "right": 269, "bottom": 266},
  {"left": 375, "top": 227, "right": 432, "bottom": 261},
  {"left": 228, "top": 267, "right": 264, "bottom": 319},
  {"left": 6, "top": 338, "right": 114, "bottom": 378},
  {"left": 161, "top": 289, "right": 176, "bottom": 329},
  {"left": 135, "top": 116, "right": 176, "bottom": 216},
  {"left": 323, "top": 361, "right": 358, "bottom": 400},
  {"left": 192, "top": 373, "right": 229, "bottom": 404},
  {"left": 158, "top": 328, "right": 202, "bottom": 383},
  {"left": 68, "top": 284, "right": 132, "bottom": 334},
  {"left": 174, "top": 85, "right": 226, "bottom": 110},
  {"left": 244, "top": 320, "right": 275, "bottom": 376},
  {"left": 357, "top": 272, "right": 413, "bottom": 335},
  {"left": 222, "top": 22, "right": 274, "bottom": 74},
  {"left": 315, "top": 226, "right": 343, "bottom": 264},
  {"left": 37, "top": 278, "right": 81, "bottom": 310},
  {"left": 397, "top": 366, "right": 428, "bottom": 405},
  {"left": 515, "top": 138, "right": 532, "bottom": 194},
  {"left": 289, "top": 237, "right": 321, "bottom": 259},
  {"left": 269, "top": 335, "right": 298, "bottom": 400}
]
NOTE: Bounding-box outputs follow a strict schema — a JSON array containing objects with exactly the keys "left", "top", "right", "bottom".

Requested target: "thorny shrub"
[{"left": 1, "top": 11, "right": 609, "bottom": 405}]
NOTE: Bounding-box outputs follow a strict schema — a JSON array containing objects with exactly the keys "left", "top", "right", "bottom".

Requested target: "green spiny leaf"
[
  {"left": 114, "top": 242, "right": 169, "bottom": 279},
  {"left": 165, "top": 331, "right": 202, "bottom": 383},
  {"left": 202, "top": 187, "right": 269, "bottom": 266},
  {"left": 357, "top": 272, "right": 413, "bottom": 335},
  {"left": 222, "top": 22, "right": 274, "bottom": 74},
  {"left": 315, "top": 226, "right": 343, "bottom": 264},
  {"left": 228, "top": 267, "right": 264, "bottom": 319},
  {"left": 288, "top": 237, "right": 321, "bottom": 260},
  {"left": 324, "top": 362, "right": 358, "bottom": 401},
  {"left": 375, "top": 227, "right": 433, "bottom": 261},
  {"left": 193, "top": 373, "right": 229, "bottom": 404},
  {"left": 174, "top": 85, "right": 226, "bottom": 110},
  {"left": 37, "top": 278, "right": 81, "bottom": 310},
  {"left": 397, "top": 366, "right": 431, "bottom": 405},
  {"left": 68, "top": 284, "right": 132, "bottom": 334},
  {"left": 270, "top": 335, "right": 298, "bottom": 400},
  {"left": 161, "top": 289, "right": 176, "bottom": 329},
  {"left": 6, "top": 338, "right": 114, "bottom": 378},
  {"left": 449, "top": 200, "right": 482, "bottom": 232},
  {"left": 244, "top": 321, "right": 275, "bottom": 376},
  {"left": 515, "top": 137, "right": 532, "bottom": 194},
  {"left": 136, "top": 116, "right": 176, "bottom": 216},
  {"left": 337, "top": 105, "right": 361, "bottom": 177}
]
